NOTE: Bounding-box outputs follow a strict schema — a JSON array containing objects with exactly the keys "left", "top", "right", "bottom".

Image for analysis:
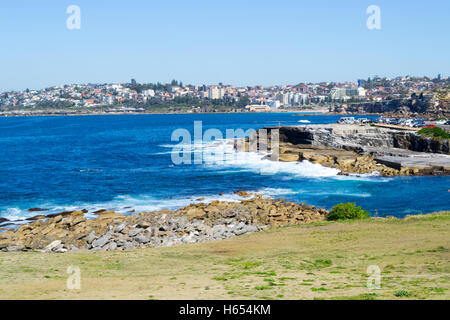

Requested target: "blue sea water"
[{"left": 0, "top": 113, "right": 448, "bottom": 221}]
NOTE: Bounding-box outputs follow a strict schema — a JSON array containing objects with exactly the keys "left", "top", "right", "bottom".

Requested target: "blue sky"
[{"left": 0, "top": 0, "right": 449, "bottom": 91}]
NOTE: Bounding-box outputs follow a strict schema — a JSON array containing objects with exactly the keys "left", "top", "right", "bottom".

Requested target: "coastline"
[
  {"left": 0, "top": 193, "right": 328, "bottom": 253},
  {"left": 1, "top": 191, "right": 448, "bottom": 256},
  {"left": 0, "top": 107, "right": 400, "bottom": 118},
  {"left": 0, "top": 109, "right": 326, "bottom": 118},
  {"left": 240, "top": 123, "right": 450, "bottom": 176},
  {"left": 1, "top": 115, "right": 448, "bottom": 254},
  {"left": 0, "top": 108, "right": 442, "bottom": 119}
]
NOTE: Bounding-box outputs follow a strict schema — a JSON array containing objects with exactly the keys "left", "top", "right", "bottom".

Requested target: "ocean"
[{"left": 0, "top": 113, "right": 448, "bottom": 222}]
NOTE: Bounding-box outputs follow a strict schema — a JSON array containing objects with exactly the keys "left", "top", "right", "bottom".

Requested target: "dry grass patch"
[{"left": 0, "top": 212, "right": 448, "bottom": 300}]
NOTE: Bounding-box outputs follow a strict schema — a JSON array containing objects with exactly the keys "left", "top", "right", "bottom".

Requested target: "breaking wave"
[{"left": 160, "top": 139, "right": 340, "bottom": 178}]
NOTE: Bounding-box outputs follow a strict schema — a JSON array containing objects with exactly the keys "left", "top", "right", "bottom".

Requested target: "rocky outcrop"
[
  {"left": 278, "top": 142, "right": 402, "bottom": 176},
  {"left": 391, "top": 131, "right": 449, "bottom": 154},
  {"left": 239, "top": 124, "right": 450, "bottom": 176},
  {"left": 0, "top": 195, "right": 327, "bottom": 253},
  {"left": 273, "top": 125, "right": 449, "bottom": 155}
]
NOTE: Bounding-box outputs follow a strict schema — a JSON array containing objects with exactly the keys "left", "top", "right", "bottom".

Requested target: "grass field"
[{"left": 0, "top": 212, "right": 449, "bottom": 300}]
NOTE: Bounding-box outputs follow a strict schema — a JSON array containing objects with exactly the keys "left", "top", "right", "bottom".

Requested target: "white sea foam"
[
  {"left": 255, "top": 187, "right": 370, "bottom": 198},
  {"left": 212, "top": 153, "right": 340, "bottom": 178},
  {"left": 332, "top": 174, "right": 392, "bottom": 183},
  {"left": 313, "top": 191, "right": 371, "bottom": 198},
  {"left": 160, "top": 136, "right": 339, "bottom": 178},
  {"left": 78, "top": 169, "right": 103, "bottom": 173},
  {"left": 298, "top": 120, "right": 311, "bottom": 123},
  {"left": 198, "top": 140, "right": 340, "bottom": 178},
  {"left": 0, "top": 208, "right": 25, "bottom": 222},
  {"left": 97, "top": 191, "right": 248, "bottom": 216},
  {"left": 161, "top": 137, "right": 341, "bottom": 178},
  {"left": 158, "top": 138, "right": 400, "bottom": 183},
  {"left": 0, "top": 191, "right": 253, "bottom": 223},
  {"left": 255, "top": 188, "right": 301, "bottom": 197}
]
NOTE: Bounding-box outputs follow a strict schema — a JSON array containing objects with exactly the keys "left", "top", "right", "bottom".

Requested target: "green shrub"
[
  {"left": 326, "top": 203, "right": 370, "bottom": 221},
  {"left": 417, "top": 127, "right": 450, "bottom": 140},
  {"left": 394, "top": 290, "right": 412, "bottom": 297}
]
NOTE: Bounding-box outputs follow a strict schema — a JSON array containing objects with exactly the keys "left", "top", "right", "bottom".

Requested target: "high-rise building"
[
  {"left": 330, "top": 87, "right": 347, "bottom": 100},
  {"left": 278, "top": 93, "right": 289, "bottom": 105},
  {"left": 208, "top": 87, "right": 220, "bottom": 99},
  {"left": 206, "top": 86, "right": 225, "bottom": 100},
  {"left": 219, "top": 88, "right": 225, "bottom": 99},
  {"left": 299, "top": 93, "right": 309, "bottom": 105}
]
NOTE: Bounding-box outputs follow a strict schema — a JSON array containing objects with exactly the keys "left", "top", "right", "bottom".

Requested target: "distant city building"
[
  {"left": 1, "top": 75, "right": 446, "bottom": 112},
  {"left": 208, "top": 87, "right": 220, "bottom": 99},
  {"left": 142, "top": 89, "right": 155, "bottom": 97},
  {"left": 330, "top": 87, "right": 348, "bottom": 100},
  {"left": 268, "top": 100, "right": 280, "bottom": 109},
  {"left": 246, "top": 104, "right": 270, "bottom": 112},
  {"left": 330, "top": 86, "right": 362, "bottom": 100},
  {"left": 358, "top": 87, "right": 366, "bottom": 97}
]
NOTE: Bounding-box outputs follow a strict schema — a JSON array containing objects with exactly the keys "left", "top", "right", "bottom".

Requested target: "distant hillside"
[{"left": 331, "top": 88, "right": 450, "bottom": 117}]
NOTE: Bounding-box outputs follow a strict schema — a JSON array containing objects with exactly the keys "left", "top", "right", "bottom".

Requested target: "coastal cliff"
[
  {"left": 274, "top": 125, "right": 449, "bottom": 154},
  {"left": 243, "top": 124, "right": 450, "bottom": 176}
]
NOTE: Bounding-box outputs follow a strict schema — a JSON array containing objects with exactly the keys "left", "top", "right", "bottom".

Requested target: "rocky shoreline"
[
  {"left": 239, "top": 124, "right": 450, "bottom": 176},
  {"left": 0, "top": 192, "right": 327, "bottom": 253}
]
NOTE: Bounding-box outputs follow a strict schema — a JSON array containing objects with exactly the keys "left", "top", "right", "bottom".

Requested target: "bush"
[
  {"left": 326, "top": 203, "right": 370, "bottom": 221},
  {"left": 418, "top": 127, "right": 450, "bottom": 140},
  {"left": 395, "top": 290, "right": 412, "bottom": 297}
]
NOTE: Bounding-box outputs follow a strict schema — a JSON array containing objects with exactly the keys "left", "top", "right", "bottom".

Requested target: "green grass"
[
  {"left": 0, "top": 211, "right": 448, "bottom": 300},
  {"left": 418, "top": 127, "right": 450, "bottom": 140},
  {"left": 394, "top": 290, "right": 412, "bottom": 297}
]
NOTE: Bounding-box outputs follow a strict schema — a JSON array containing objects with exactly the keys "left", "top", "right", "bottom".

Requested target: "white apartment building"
[
  {"left": 358, "top": 87, "right": 366, "bottom": 97},
  {"left": 142, "top": 89, "right": 155, "bottom": 97},
  {"left": 208, "top": 87, "right": 222, "bottom": 100}
]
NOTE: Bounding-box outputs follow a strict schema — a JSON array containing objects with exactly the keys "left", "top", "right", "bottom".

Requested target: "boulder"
[
  {"left": 114, "top": 222, "right": 127, "bottom": 233},
  {"left": 134, "top": 235, "right": 150, "bottom": 244},
  {"left": 26, "top": 215, "right": 47, "bottom": 221},
  {"left": 104, "top": 242, "right": 117, "bottom": 251},
  {"left": 92, "top": 234, "right": 110, "bottom": 248},
  {"left": 93, "top": 209, "right": 108, "bottom": 214},
  {"left": 44, "top": 240, "right": 62, "bottom": 252},
  {"left": 85, "top": 231, "right": 96, "bottom": 244},
  {"left": 128, "top": 228, "right": 143, "bottom": 237},
  {"left": 185, "top": 207, "right": 205, "bottom": 219},
  {"left": 123, "top": 242, "right": 136, "bottom": 251},
  {"left": 233, "top": 191, "right": 251, "bottom": 198},
  {"left": 279, "top": 153, "right": 300, "bottom": 162},
  {"left": 137, "top": 221, "right": 151, "bottom": 228}
]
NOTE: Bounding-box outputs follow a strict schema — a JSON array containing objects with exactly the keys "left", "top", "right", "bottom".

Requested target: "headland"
[{"left": 240, "top": 123, "right": 450, "bottom": 176}]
